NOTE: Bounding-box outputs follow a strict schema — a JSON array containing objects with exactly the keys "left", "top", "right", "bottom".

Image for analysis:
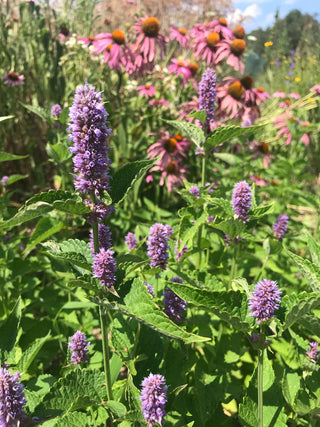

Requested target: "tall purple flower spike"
[
  {"left": 92, "top": 248, "right": 117, "bottom": 289},
  {"left": 249, "top": 279, "right": 282, "bottom": 323},
  {"left": 68, "top": 331, "right": 91, "bottom": 365},
  {"left": 199, "top": 68, "right": 216, "bottom": 130},
  {"left": 232, "top": 180, "right": 252, "bottom": 222},
  {"left": 0, "top": 368, "right": 27, "bottom": 426},
  {"left": 163, "top": 277, "right": 187, "bottom": 322},
  {"left": 146, "top": 223, "right": 173, "bottom": 269},
  {"left": 140, "top": 373, "right": 168, "bottom": 426},
  {"left": 273, "top": 214, "right": 289, "bottom": 239}
]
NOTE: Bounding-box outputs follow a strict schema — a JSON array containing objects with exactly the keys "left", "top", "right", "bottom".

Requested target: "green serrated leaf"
[
  {"left": 0, "top": 202, "right": 53, "bottom": 232},
  {"left": 0, "top": 297, "right": 21, "bottom": 359},
  {"left": 0, "top": 151, "right": 28, "bottom": 162},
  {"left": 205, "top": 124, "right": 265, "bottom": 149},
  {"left": 21, "top": 103, "right": 50, "bottom": 121},
  {"left": 52, "top": 199, "right": 91, "bottom": 215},
  {"left": 283, "top": 294, "right": 320, "bottom": 330},
  {"left": 178, "top": 212, "right": 208, "bottom": 251},
  {"left": 164, "top": 119, "right": 205, "bottom": 148},
  {"left": 24, "top": 217, "right": 65, "bottom": 254},
  {"left": 282, "top": 371, "right": 301, "bottom": 409},
  {"left": 212, "top": 219, "right": 246, "bottom": 239},
  {"left": 306, "top": 232, "right": 320, "bottom": 267},
  {"left": 111, "top": 314, "right": 137, "bottom": 375},
  {"left": 54, "top": 411, "right": 90, "bottom": 427},
  {"left": 213, "top": 152, "right": 240, "bottom": 165},
  {"left": 187, "top": 109, "right": 207, "bottom": 124},
  {"left": 104, "top": 400, "right": 127, "bottom": 419},
  {"left": 251, "top": 204, "right": 274, "bottom": 219},
  {"left": 287, "top": 250, "right": 320, "bottom": 293},
  {"left": 24, "top": 374, "right": 56, "bottom": 412},
  {"left": 26, "top": 190, "right": 81, "bottom": 206},
  {"left": 111, "top": 159, "right": 156, "bottom": 204},
  {"left": 17, "top": 332, "right": 51, "bottom": 376}
]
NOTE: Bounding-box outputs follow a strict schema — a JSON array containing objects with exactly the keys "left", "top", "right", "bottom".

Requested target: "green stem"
[
  {"left": 258, "top": 334, "right": 264, "bottom": 427},
  {"left": 197, "top": 153, "right": 207, "bottom": 269},
  {"left": 99, "top": 305, "right": 114, "bottom": 401},
  {"left": 229, "top": 244, "right": 239, "bottom": 287}
]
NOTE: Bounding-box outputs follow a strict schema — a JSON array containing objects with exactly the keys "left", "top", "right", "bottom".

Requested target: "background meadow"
[{"left": 1, "top": 1, "right": 320, "bottom": 426}]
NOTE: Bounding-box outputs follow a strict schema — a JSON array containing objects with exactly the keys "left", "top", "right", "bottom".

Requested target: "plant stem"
[
  {"left": 258, "top": 335, "right": 264, "bottom": 427},
  {"left": 197, "top": 152, "right": 207, "bottom": 269},
  {"left": 229, "top": 244, "right": 239, "bottom": 288},
  {"left": 99, "top": 305, "right": 114, "bottom": 401}
]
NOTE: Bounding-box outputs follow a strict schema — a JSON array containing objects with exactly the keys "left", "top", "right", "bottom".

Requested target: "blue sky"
[{"left": 227, "top": 0, "right": 320, "bottom": 32}]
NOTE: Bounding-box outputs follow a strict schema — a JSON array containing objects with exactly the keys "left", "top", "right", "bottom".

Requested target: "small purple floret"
[
  {"left": 147, "top": 223, "right": 173, "bottom": 270},
  {"left": 144, "top": 281, "right": 155, "bottom": 297},
  {"left": 190, "top": 185, "right": 200, "bottom": 199},
  {"left": 249, "top": 279, "right": 282, "bottom": 323},
  {"left": 51, "top": 104, "right": 62, "bottom": 117},
  {"left": 1, "top": 176, "right": 9, "bottom": 187},
  {"left": 92, "top": 248, "right": 117, "bottom": 288},
  {"left": 139, "top": 373, "right": 167, "bottom": 427},
  {"left": 306, "top": 342, "right": 319, "bottom": 363},
  {"left": 232, "top": 181, "right": 252, "bottom": 222},
  {"left": 68, "top": 331, "right": 91, "bottom": 365},
  {"left": 273, "top": 214, "right": 289, "bottom": 239},
  {"left": 174, "top": 240, "right": 188, "bottom": 262},
  {"left": 125, "top": 232, "right": 138, "bottom": 251},
  {"left": 163, "top": 277, "right": 187, "bottom": 322},
  {"left": 0, "top": 368, "right": 27, "bottom": 426}
]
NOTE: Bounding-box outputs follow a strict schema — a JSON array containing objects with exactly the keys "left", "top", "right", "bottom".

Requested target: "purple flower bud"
[
  {"left": 84, "top": 199, "right": 114, "bottom": 224},
  {"left": 199, "top": 68, "right": 216, "bottom": 130},
  {"left": 273, "top": 214, "right": 289, "bottom": 239},
  {"left": 147, "top": 223, "right": 173, "bottom": 270},
  {"left": 207, "top": 215, "right": 214, "bottom": 223},
  {"left": 232, "top": 181, "right": 252, "bottom": 223},
  {"left": 139, "top": 373, "right": 167, "bottom": 427},
  {"left": 89, "top": 223, "right": 112, "bottom": 253},
  {"left": 92, "top": 248, "right": 117, "bottom": 289},
  {"left": 125, "top": 232, "right": 137, "bottom": 251},
  {"left": 249, "top": 279, "right": 282, "bottom": 324},
  {"left": 0, "top": 368, "right": 27, "bottom": 426},
  {"left": 174, "top": 240, "right": 188, "bottom": 262},
  {"left": 51, "top": 104, "right": 62, "bottom": 117},
  {"left": 68, "top": 331, "right": 91, "bottom": 365},
  {"left": 190, "top": 185, "right": 200, "bottom": 199},
  {"left": 144, "top": 282, "right": 155, "bottom": 297},
  {"left": 68, "top": 83, "right": 112, "bottom": 195},
  {"left": 163, "top": 277, "right": 187, "bottom": 322},
  {"left": 306, "top": 342, "right": 319, "bottom": 363},
  {"left": 1, "top": 176, "right": 9, "bottom": 186}
]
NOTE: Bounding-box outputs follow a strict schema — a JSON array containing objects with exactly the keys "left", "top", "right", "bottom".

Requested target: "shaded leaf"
[
  {"left": 0, "top": 151, "right": 28, "bottom": 162},
  {"left": 287, "top": 250, "right": 320, "bottom": 293},
  {"left": 164, "top": 119, "right": 205, "bottom": 148},
  {"left": 205, "top": 124, "right": 265, "bottom": 149},
  {"left": 0, "top": 298, "right": 21, "bottom": 359}
]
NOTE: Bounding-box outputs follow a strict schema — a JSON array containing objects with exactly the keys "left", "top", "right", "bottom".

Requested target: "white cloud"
[
  {"left": 284, "top": 0, "right": 296, "bottom": 4},
  {"left": 233, "top": 0, "right": 273, "bottom": 4},
  {"left": 227, "top": 4, "right": 263, "bottom": 28}
]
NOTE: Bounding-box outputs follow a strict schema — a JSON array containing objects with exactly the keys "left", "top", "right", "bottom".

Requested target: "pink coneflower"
[
  {"left": 273, "top": 90, "right": 286, "bottom": 98},
  {"left": 214, "top": 38, "right": 246, "bottom": 72},
  {"left": 92, "top": 30, "right": 134, "bottom": 71},
  {"left": 233, "top": 26, "right": 245, "bottom": 39},
  {"left": 253, "top": 87, "right": 271, "bottom": 104},
  {"left": 216, "top": 78, "right": 245, "bottom": 119},
  {"left": 132, "top": 17, "right": 167, "bottom": 68},
  {"left": 274, "top": 112, "right": 294, "bottom": 145},
  {"left": 151, "top": 160, "right": 188, "bottom": 191},
  {"left": 250, "top": 174, "right": 267, "bottom": 186},
  {"left": 147, "top": 130, "right": 190, "bottom": 169},
  {"left": 137, "top": 84, "right": 156, "bottom": 98},
  {"left": 248, "top": 140, "right": 274, "bottom": 168},
  {"left": 239, "top": 76, "right": 256, "bottom": 106},
  {"left": 208, "top": 18, "right": 234, "bottom": 40},
  {"left": 168, "top": 59, "right": 192, "bottom": 86},
  {"left": 148, "top": 98, "right": 169, "bottom": 108},
  {"left": 78, "top": 35, "right": 95, "bottom": 46},
  {"left": 193, "top": 30, "right": 222, "bottom": 67},
  {"left": 169, "top": 25, "right": 189, "bottom": 48},
  {"left": 2, "top": 70, "right": 24, "bottom": 86},
  {"left": 289, "top": 92, "right": 301, "bottom": 99},
  {"left": 310, "top": 84, "right": 320, "bottom": 95}
]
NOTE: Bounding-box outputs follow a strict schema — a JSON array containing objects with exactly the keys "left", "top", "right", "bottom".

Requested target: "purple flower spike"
[
  {"left": 0, "top": 368, "right": 27, "bottom": 426},
  {"left": 92, "top": 248, "right": 117, "bottom": 289},
  {"left": 163, "top": 277, "right": 187, "bottom": 322},
  {"left": 51, "top": 104, "right": 62, "bottom": 118},
  {"left": 68, "top": 331, "right": 91, "bottom": 365},
  {"left": 232, "top": 181, "right": 252, "bottom": 222},
  {"left": 273, "top": 214, "right": 289, "bottom": 239},
  {"left": 249, "top": 279, "right": 282, "bottom": 324},
  {"left": 140, "top": 373, "right": 167, "bottom": 427},
  {"left": 147, "top": 223, "right": 173, "bottom": 270},
  {"left": 199, "top": 68, "right": 216, "bottom": 130},
  {"left": 68, "top": 83, "right": 112, "bottom": 195},
  {"left": 89, "top": 223, "right": 112, "bottom": 253},
  {"left": 190, "top": 185, "right": 200, "bottom": 199},
  {"left": 306, "top": 342, "right": 319, "bottom": 363},
  {"left": 125, "top": 232, "right": 138, "bottom": 251}
]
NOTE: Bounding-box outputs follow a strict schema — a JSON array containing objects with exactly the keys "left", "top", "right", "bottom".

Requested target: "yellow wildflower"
[
  {"left": 295, "top": 77, "right": 301, "bottom": 82},
  {"left": 264, "top": 41, "right": 273, "bottom": 47}
]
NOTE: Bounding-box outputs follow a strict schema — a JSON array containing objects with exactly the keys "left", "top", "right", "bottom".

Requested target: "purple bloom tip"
[
  {"left": 0, "top": 368, "right": 27, "bottom": 426},
  {"left": 232, "top": 181, "right": 252, "bottom": 223},
  {"left": 68, "top": 331, "right": 91, "bottom": 365},
  {"left": 249, "top": 279, "right": 282, "bottom": 323},
  {"left": 92, "top": 248, "right": 117, "bottom": 289},
  {"left": 140, "top": 373, "right": 167, "bottom": 426},
  {"left": 190, "top": 185, "right": 200, "bottom": 199},
  {"left": 125, "top": 232, "right": 138, "bottom": 251},
  {"left": 147, "top": 223, "right": 173, "bottom": 270},
  {"left": 273, "top": 214, "right": 289, "bottom": 239}
]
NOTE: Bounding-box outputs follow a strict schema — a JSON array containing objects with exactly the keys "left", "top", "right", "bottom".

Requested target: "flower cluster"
[
  {"left": 190, "top": 185, "right": 200, "bottom": 199},
  {"left": 125, "top": 232, "right": 138, "bottom": 251},
  {"left": 306, "top": 342, "right": 319, "bottom": 363},
  {"left": 273, "top": 214, "right": 289, "bottom": 239},
  {"left": 199, "top": 68, "right": 216, "bottom": 130},
  {"left": 249, "top": 279, "right": 282, "bottom": 323},
  {"left": 232, "top": 181, "right": 252, "bottom": 222},
  {"left": 68, "top": 83, "right": 112, "bottom": 196},
  {"left": 68, "top": 331, "right": 91, "bottom": 365},
  {"left": 89, "top": 223, "right": 112, "bottom": 253},
  {"left": 144, "top": 281, "right": 155, "bottom": 298},
  {"left": 92, "top": 248, "right": 117, "bottom": 289},
  {"left": 0, "top": 368, "right": 27, "bottom": 426},
  {"left": 146, "top": 223, "right": 173, "bottom": 269},
  {"left": 140, "top": 373, "right": 167, "bottom": 426},
  {"left": 51, "top": 104, "right": 62, "bottom": 118},
  {"left": 163, "top": 277, "right": 187, "bottom": 322}
]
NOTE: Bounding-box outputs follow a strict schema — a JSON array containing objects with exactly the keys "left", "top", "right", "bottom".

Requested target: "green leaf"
[
  {"left": 47, "top": 142, "right": 71, "bottom": 163},
  {"left": 24, "top": 374, "right": 56, "bottom": 412},
  {"left": 0, "top": 202, "right": 53, "bottom": 232},
  {"left": 168, "top": 281, "right": 251, "bottom": 332},
  {"left": 306, "top": 232, "right": 320, "bottom": 267},
  {"left": 24, "top": 217, "right": 65, "bottom": 254},
  {"left": 111, "top": 159, "right": 156, "bottom": 204},
  {"left": 212, "top": 219, "right": 246, "bottom": 239},
  {"left": 0, "top": 151, "right": 28, "bottom": 162},
  {"left": 187, "top": 109, "right": 207, "bottom": 124},
  {"left": 205, "top": 124, "right": 265, "bottom": 149},
  {"left": 21, "top": 103, "right": 50, "bottom": 121},
  {"left": 0, "top": 115, "right": 14, "bottom": 123},
  {"left": 283, "top": 294, "right": 320, "bottom": 330},
  {"left": 26, "top": 190, "right": 81, "bottom": 206},
  {"left": 287, "top": 250, "right": 320, "bottom": 293},
  {"left": 17, "top": 332, "right": 51, "bottom": 376},
  {"left": 213, "top": 152, "right": 240, "bottom": 165},
  {"left": 37, "top": 369, "right": 105, "bottom": 417},
  {"left": 0, "top": 297, "right": 21, "bottom": 359},
  {"left": 93, "top": 280, "right": 209, "bottom": 344},
  {"left": 52, "top": 199, "right": 91, "bottom": 215},
  {"left": 104, "top": 400, "right": 127, "bottom": 419},
  {"left": 178, "top": 212, "right": 208, "bottom": 251},
  {"left": 6, "top": 174, "right": 28, "bottom": 185},
  {"left": 164, "top": 119, "right": 205, "bottom": 148},
  {"left": 111, "top": 314, "right": 137, "bottom": 375},
  {"left": 54, "top": 411, "right": 90, "bottom": 427},
  {"left": 282, "top": 371, "right": 301, "bottom": 409},
  {"left": 44, "top": 239, "right": 93, "bottom": 272},
  {"left": 251, "top": 204, "right": 274, "bottom": 219}
]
